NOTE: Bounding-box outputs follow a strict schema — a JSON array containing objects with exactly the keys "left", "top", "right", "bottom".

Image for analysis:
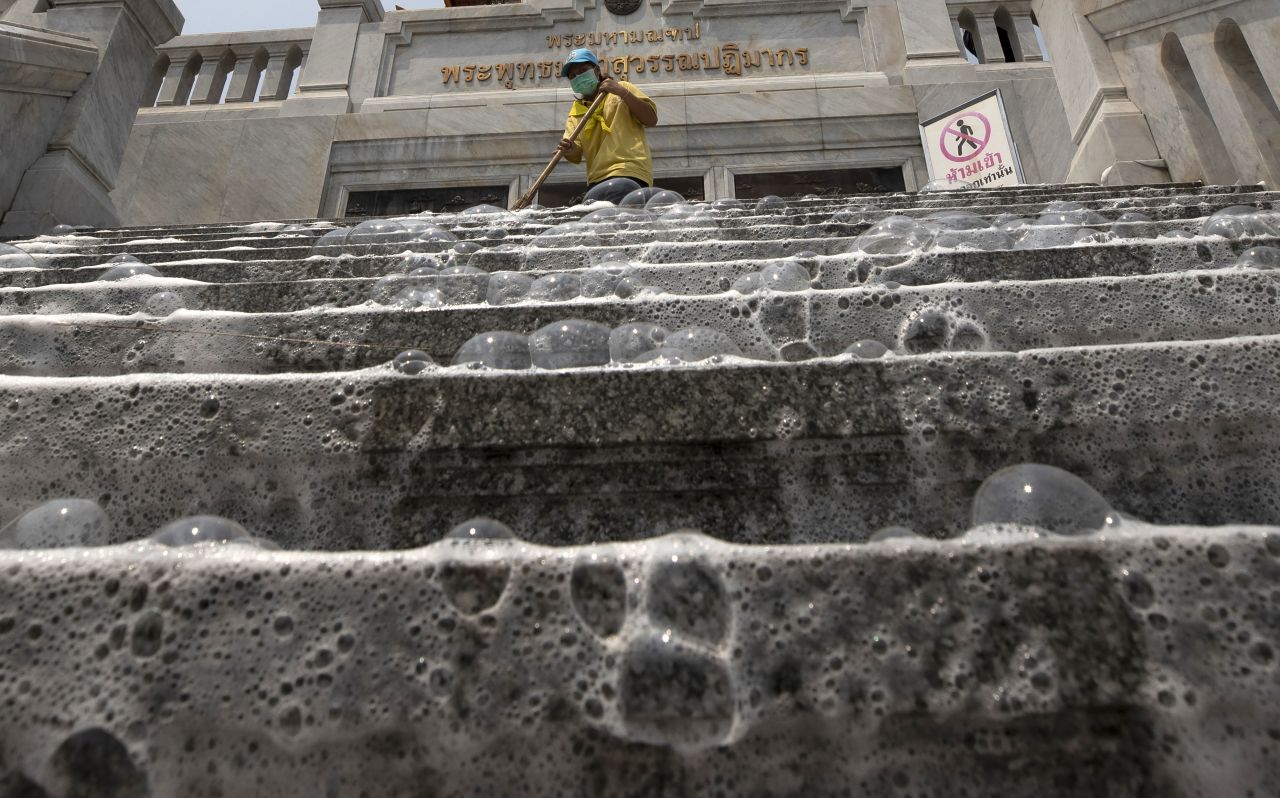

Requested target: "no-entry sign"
[{"left": 919, "top": 90, "right": 1024, "bottom": 189}]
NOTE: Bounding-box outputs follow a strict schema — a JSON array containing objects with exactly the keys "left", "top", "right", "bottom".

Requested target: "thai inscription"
[
  {"left": 546, "top": 23, "right": 702, "bottom": 48},
  {"left": 440, "top": 43, "right": 811, "bottom": 87},
  {"left": 946, "top": 152, "right": 1013, "bottom": 186}
]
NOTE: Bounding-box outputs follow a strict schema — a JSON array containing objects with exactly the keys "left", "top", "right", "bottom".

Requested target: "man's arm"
[
  {"left": 599, "top": 78, "right": 658, "bottom": 127},
  {"left": 557, "top": 114, "right": 585, "bottom": 162}
]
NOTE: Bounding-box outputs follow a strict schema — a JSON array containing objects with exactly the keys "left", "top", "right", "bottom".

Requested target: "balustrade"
[
  {"left": 948, "top": 2, "right": 1046, "bottom": 65},
  {"left": 150, "top": 31, "right": 310, "bottom": 108}
]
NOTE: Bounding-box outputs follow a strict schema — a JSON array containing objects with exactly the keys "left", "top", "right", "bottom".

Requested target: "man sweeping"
[{"left": 556, "top": 49, "right": 659, "bottom": 204}]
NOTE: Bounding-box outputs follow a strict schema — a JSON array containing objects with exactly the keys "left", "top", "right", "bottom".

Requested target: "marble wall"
[
  {"left": 0, "top": 0, "right": 183, "bottom": 236},
  {"left": 105, "top": 0, "right": 1280, "bottom": 226}
]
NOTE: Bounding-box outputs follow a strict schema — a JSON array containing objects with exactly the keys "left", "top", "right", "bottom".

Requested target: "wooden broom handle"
[{"left": 511, "top": 92, "right": 608, "bottom": 211}]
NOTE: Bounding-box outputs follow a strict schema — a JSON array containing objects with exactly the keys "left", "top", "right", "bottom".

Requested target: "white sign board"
[{"left": 919, "top": 90, "right": 1024, "bottom": 189}]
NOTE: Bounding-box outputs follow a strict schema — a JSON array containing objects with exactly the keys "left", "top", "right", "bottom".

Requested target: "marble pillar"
[
  {"left": 1, "top": 0, "right": 185, "bottom": 236},
  {"left": 1029, "top": 0, "right": 1168, "bottom": 185},
  {"left": 286, "top": 0, "right": 383, "bottom": 116},
  {"left": 895, "top": 0, "right": 975, "bottom": 84}
]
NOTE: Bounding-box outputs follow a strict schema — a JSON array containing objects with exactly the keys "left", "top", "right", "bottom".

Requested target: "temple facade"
[{"left": 0, "top": 0, "right": 1277, "bottom": 231}]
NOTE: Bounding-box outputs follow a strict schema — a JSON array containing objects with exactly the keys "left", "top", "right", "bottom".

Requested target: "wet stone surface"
[{"left": 0, "top": 185, "right": 1277, "bottom": 793}]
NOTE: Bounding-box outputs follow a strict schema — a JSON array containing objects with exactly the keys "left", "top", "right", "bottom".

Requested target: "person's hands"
[
  {"left": 557, "top": 138, "right": 580, "bottom": 157},
  {"left": 597, "top": 77, "right": 625, "bottom": 97}
]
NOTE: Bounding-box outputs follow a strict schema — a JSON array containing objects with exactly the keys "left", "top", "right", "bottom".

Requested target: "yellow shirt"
[{"left": 562, "top": 81, "right": 656, "bottom": 186}]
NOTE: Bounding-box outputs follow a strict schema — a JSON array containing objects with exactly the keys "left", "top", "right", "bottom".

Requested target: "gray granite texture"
[
  {"left": 0, "top": 526, "right": 1274, "bottom": 795},
  {"left": 0, "top": 183, "right": 1278, "bottom": 548}
]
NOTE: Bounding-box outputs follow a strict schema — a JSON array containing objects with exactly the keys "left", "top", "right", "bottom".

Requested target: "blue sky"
[{"left": 176, "top": 0, "right": 445, "bottom": 35}]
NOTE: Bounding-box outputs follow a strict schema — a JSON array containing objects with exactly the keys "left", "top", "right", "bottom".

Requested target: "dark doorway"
[
  {"left": 734, "top": 166, "right": 905, "bottom": 199},
  {"left": 344, "top": 185, "right": 510, "bottom": 217}
]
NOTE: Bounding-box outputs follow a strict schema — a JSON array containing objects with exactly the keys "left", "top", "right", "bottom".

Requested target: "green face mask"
[{"left": 570, "top": 71, "right": 599, "bottom": 99}]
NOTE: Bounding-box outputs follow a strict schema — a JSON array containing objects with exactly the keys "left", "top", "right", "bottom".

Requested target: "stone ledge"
[
  {"left": 157, "top": 27, "right": 315, "bottom": 52},
  {"left": 318, "top": 0, "right": 385, "bottom": 24},
  {"left": 0, "top": 21, "right": 97, "bottom": 95},
  {"left": 50, "top": 0, "right": 183, "bottom": 46}
]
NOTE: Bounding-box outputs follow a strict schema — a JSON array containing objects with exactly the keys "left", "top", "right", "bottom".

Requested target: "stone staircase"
[{"left": 0, "top": 183, "right": 1278, "bottom": 795}]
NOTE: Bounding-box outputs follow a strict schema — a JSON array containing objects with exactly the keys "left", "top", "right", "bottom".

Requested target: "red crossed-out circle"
[{"left": 940, "top": 111, "right": 992, "bottom": 163}]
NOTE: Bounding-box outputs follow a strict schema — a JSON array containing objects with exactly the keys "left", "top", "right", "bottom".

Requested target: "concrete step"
[
  {"left": 14, "top": 183, "right": 1264, "bottom": 248},
  {"left": 1, "top": 267, "right": 1276, "bottom": 376},
  {"left": 0, "top": 524, "right": 1270, "bottom": 794},
  {"left": 0, "top": 334, "right": 1277, "bottom": 547}
]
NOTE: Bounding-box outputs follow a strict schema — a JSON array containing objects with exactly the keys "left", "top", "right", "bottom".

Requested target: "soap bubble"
[
  {"left": 487, "top": 271, "right": 533, "bottom": 305},
  {"left": 849, "top": 216, "right": 934, "bottom": 257},
  {"left": 1113, "top": 211, "right": 1154, "bottom": 239},
  {"left": 899, "top": 308, "right": 953, "bottom": 354},
  {"left": 1162, "top": 228, "right": 1196, "bottom": 240},
  {"left": 760, "top": 259, "right": 811, "bottom": 292},
  {"left": 581, "top": 207, "right": 626, "bottom": 227},
  {"left": 924, "top": 211, "right": 990, "bottom": 231},
  {"left": 995, "top": 214, "right": 1032, "bottom": 232},
  {"left": 0, "top": 243, "right": 39, "bottom": 270},
  {"left": 446, "top": 517, "right": 515, "bottom": 541},
  {"left": 151, "top": 515, "right": 264, "bottom": 547},
  {"left": 1015, "top": 225, "right": 1086, "bottom": 250},
  {"left": 731, "top": 272, "right": 764, "bottom": 295},
  {"left": 610, "top": 322, "right": 667, "bottom": 362},
  {"left": 1037, "top": 201, "right": 1106, "bottom": 226},
  {"left": 663, "top": 327, "right": 742, "bottom": 362},
  {"left": 312, "top": 227, "right": 352, "bottom": 255},
  {"left": 1201, "top": 206, "right": 1279, "bottom": 239},
  {"left": 348, "top": 219, "right": 413, "bottom": 249},
  {"left": 844, "top": 340, "right": 889, "bottom": 359},
  {"left": 582, "top": 206, "right": 655, "bottom": 230},
  {"left": 415, "top": 226, "right": 458, "bottom": 244},
  {"left": 754, "top": 195, "right": 787, "bottom": 214},
  {"left": 462, "top": 204, "right": 517, "bottom": 223},
  {"left": 532, "top": 221, "right": 602, "bottom": 248},
  {"left": 644, "top": 190, "right": 686, "bottom": 212},
  {"left": 920, "top": 178, "right": 971, "bottom": 192},
  {"left": 392, "top": 349, "right": 433, "bottom": 375},
  {"left": 371, "top": 273, "right": 443, "bottom": 309},
  {"left": 659, "top": 203, "right": 718, "bottom": 230},
  {"left": 437, "top": 264, "right": 489, "bottom": 305},
  {"left": 580, "top": 263, "right": 635, "bottom": 298},
  {"left": 454, "top": 331, "right": 531, "bottom": 370},
  {"left": 48, "top": 224, "right": 77, "bottom": 236},
  {"left": 1235, "top": 246, "right": 1280, "bottom": 270},
  {"left": 830, "top": 204, "right": 877, "bottom": 225},
  {"left": 145, "top": 291, "right": 185, "bottom": 316},
  {"left": 395, "top": 252, "right": 449, "bottom": 273},
  {"left": 613, "top": 275, "right": 651, "bottom": 299},
  {"left": 971, "top": 464, "right": 1117, "bottom": 536},
  {"left": 934, "top": 229, "right": 1016, "bottom": 252},
  {"left": 450, "top": 241, "right": 481, "bottom": 258},
  {"left": 529, "top": 273, "right": 581, "bottom": 302},
  {"left": 1072, "top": 228, "right": 1113, "bottom": 246},
  {"left": 277, "top": 224, "right": 318, "bottom": 238},
  {"left": 621, "top": 187, "right": 666, "bottom": 208},
  {"left": 869, "top": 525, "right": 918, "bottom": 541},
  {"left": 98, "top": 262, "right": 162, "bottom": 281},
  {"left": 589, "top": 249, "right": 634, "bottom": 268},
  {"left": 710, "top": 198, "right": 744, "bottom": 211},
  {"left": 0, "top": 499, "right": 111, "bottom": 549},
  {"left": 529, "top": 319, "right": 612, "bottom": 369},
  {"left": 948, "top": 319, "right": 989, "bottom": 351}
]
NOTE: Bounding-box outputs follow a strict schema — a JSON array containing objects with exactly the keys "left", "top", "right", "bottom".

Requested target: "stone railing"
[
  {"left": 150, "top": 28, "right": 312, "bottom": 107},
  {"left": 947, "top": 0, "right": 1046, "bottom": 64}
]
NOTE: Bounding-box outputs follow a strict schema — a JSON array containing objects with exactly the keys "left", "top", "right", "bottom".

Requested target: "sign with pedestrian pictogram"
[{"left": 919, "top": 90, "right": 1024, "bottom": 189}]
